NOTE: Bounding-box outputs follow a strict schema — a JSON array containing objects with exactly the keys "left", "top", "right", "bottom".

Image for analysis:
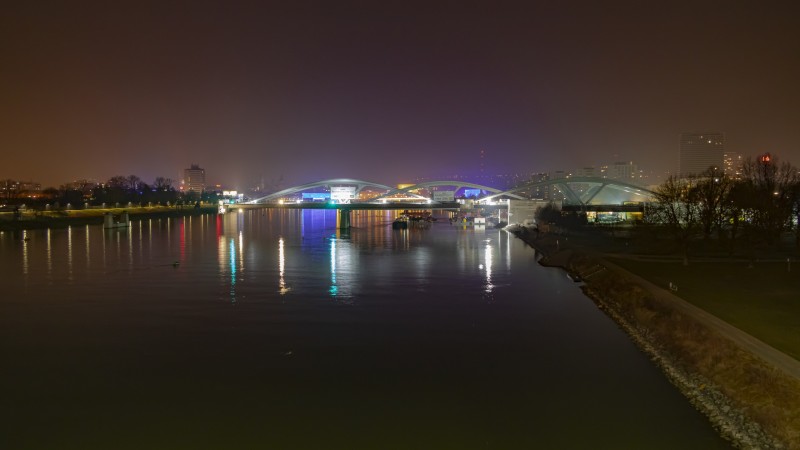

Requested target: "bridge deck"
[{"left": 233, "top": 202, "right": 461, "bottom": 211}]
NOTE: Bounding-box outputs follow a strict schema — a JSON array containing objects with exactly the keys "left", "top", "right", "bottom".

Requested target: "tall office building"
[
  {"left": 183, "top": 164, "right": 206, "bottom": 193},
  {"left": 680, "top": 132, "right": 725, "bottom": 177},
  {"left": 606, "top": 161, "right": 638, "bottom": 182},
  {"left": 723, "top": 152, "right": 743, "bottom": 179}
]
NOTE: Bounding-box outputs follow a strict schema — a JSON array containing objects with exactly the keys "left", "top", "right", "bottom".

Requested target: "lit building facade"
[
  {"left": 680, "top": 132, "right": 725, "bottom": 177},
  {"left": 723, "top": 152, "right": 743, "bottom": 179},
  {"left": 183, "top": 164, "right": 206, "bottom": 193},
  {"left": 606, "top": 161, "right": 636, "bottom": 181}
]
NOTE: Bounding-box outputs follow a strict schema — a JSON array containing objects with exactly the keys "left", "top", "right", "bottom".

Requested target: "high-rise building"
[
  {"left": 680, "top": 132, "right": 725, "bottom": 177},
  {"left": 527, "top": 172, "right": 550, "bottom": 200},
  {"left": 183, "top": 164, "right": 206, "bottom": 193},
  {"left": 606, "top": 161, "right": 636, "bottom": 181},
  {"left": 723, "top": 152, "right": 743, "bottom": 179}
]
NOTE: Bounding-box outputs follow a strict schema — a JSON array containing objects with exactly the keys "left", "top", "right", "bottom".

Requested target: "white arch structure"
[
  {"left": 480, "top": 177, "right": 655, "bottom": 205},
  {"left": 245, "top": 177, "right": 653, "bottom": 206},
  {"left": 368, "top": 181, "right": 525, "bottom": 204},
  {"left": 245, "top": 178, "right": 425, "bottom": 204}
]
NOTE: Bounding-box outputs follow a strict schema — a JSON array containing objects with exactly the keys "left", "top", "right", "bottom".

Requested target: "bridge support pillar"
[{"left": 338, "top": 209, "right": 351, "bottom": 229}]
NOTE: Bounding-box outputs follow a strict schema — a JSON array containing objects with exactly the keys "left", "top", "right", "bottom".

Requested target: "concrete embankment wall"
[{"left": 511, "top": 228, "right": 800, "bottom": 449}]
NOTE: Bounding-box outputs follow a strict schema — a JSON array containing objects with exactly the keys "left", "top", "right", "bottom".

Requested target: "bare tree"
[
  {"left": 694, "top": 167, "right": 734, "bottom": 240},
  {"left": 107, "top": 176, "right": 127, "bottom": 189},
  {"left": 153, "top": 177, "right": 173, "bottom": 190},
  {"left": 126, "top": 175, "right": 142, "bottom": 191},
  {"left": 740, "top": 155, "right": 799, "bottom": 245},
  {"left": 645, "top": 175, "right": 701, "bottom": 265}
]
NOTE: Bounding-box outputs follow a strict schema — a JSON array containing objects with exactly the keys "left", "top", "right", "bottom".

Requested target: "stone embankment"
[{"left": 510, "top": 227, "right": 798, "bottom": 449}]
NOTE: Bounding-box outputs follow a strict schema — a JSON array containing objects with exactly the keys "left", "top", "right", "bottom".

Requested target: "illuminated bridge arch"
[
  {"left": 246, "top": 178, "right": 403, "bottom": 204},
  {"left": 369, "top": 181, "right": 525, "bottom": 204},
  {"left": 480, "top": 177, "right": 655, "bottom": 205}
]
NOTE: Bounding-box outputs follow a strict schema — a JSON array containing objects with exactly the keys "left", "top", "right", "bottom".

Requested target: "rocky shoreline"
[{"left": 510, "top": 227, "right": 786, "bottom": 449}]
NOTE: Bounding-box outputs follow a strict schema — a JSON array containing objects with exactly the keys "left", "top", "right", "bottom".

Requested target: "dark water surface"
[{"left": 1, "top": 210, "right": 728, "bottom": 449}]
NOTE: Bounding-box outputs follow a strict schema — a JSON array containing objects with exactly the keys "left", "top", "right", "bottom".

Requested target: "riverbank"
[
  {"left": 511, "top": 227, "right": 800, "bottom": 449},
  {"left": 0, "top": 206, "right": 219, "bottom": 233}
]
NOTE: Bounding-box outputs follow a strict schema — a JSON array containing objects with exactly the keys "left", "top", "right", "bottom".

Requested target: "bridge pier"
[{"left": 338, "top": 209, "right": 351, "bottom": 229}]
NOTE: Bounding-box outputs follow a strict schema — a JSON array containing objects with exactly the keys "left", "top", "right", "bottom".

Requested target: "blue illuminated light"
[{"left": 464, "top": 189, "right": 482, "bottom": 198}]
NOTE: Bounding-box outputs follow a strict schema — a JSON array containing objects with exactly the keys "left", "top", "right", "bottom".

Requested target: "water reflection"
[
  {"left": 329, "top": 235, "right": 355, "bottom": 301},
  {"left": 229, "top": 237, "right": 237, "bottom": 303},
  {"left": 22, "top": 230, "right": 28, "bottom": 276},
  {"left": 1, "top": 211, "right": 729, "bottom": 448},
  {"left": 85, "top": 225, "right": 91, "bottom": 269},
  {"left": 180, "top": 218, "right": 186, "bottom": 263},
  {"left": 329, "top": 237, "right": 338, "bottom": 297},
  {"left": 238, "top": 230, "right": 244, "bottom": 271},
  {"left": 215, "top": 213, "right": 247, "bottom": 304},
  {"left": 484, "top": 239, "right": 495, "bottom": 295},
  {"left": 278, "top": 237, "right": 290, "bottom": 295},
  {"left": 128, "top": 225, "right": 133, "bottom": 269},
  {"left": 46, "top": 229, "right": 52, "bottom": 277},
  {"left": 67, "top": 226, "right": 73, "bottom": 280}
]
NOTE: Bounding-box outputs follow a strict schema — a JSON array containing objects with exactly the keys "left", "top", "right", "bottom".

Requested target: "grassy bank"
[
  {"left": 610, "top": 259, "right": 800, "bottom": 361},
  {"left": 0, "top": 205, "right": 218, "bottom": 232},
  {"left": 513, "top": 229, "right": 800, "bottom": 448}
]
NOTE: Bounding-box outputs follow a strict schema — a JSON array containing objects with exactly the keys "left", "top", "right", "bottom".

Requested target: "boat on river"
[{"left": 392, "top": 216, "right": 409, "bottom": 229}]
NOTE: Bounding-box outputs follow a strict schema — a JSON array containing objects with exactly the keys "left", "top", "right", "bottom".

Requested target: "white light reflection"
[
  {"left": 505, "top": 229, "right": 511, "bottom": 270},
  {"left": 22, "top": 230, "right": 28, "bottom": 276},
  {"left": 330, "top": 237, "right": 337, "bottom": 296},
  {"left": 484, "top": 240, "right": 494, "bottom": 294},
  {"left": 329, "top": 235, "right": 354, "bottom": 300},
  {"left": 46, "top": 229, "right": 52, "bottom": 277},
  {"left": 85, "top": 225, "right": 91, "bottom": 269},
  {"left": 217, "top": 234, "right": 226, "bottom": 281},
  {"left": 138, "top": 220, "right": 143, "bottom": 261},
  {"left": 128, "top": 224, "right": 133, "bottom": 269},
  {"left": 102, "top": 226, "right": 106, "bottom": 267},
  {"left": 115, "top": 229, "right": 121, "bottom": 263},
  {"left": 67, "top": 226, "right": 73, "bottom": 280},
  {"left": 278, "top": 237, "right": 290, "bottom": 295}
]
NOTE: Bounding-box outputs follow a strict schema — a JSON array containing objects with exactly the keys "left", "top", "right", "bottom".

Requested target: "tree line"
[
  {"left": 31, "top": 175, "right": 219, "bottom": 208},
  {"left": 644, "top": 154, "right": 800, "bottom": 263}
]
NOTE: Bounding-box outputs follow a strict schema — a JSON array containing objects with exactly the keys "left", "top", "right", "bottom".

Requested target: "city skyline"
[{"left": 2, "top": 1, "right": 799, "bottom": 189}]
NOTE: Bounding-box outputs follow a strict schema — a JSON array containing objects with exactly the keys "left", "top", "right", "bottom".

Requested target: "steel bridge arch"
[
  {"left": 480, "top": 177, "right": 655, "bottom": 205},
  {"left": 368, "top": 181, "right": 525, "bottom": 204},
  {"left": 246, "top": 178, "right": 415, "bottom": 204}
]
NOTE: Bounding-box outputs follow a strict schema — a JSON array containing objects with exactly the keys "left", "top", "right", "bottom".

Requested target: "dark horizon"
[{"left": 2, "top": 1, "right": 799, "bottom": 189}]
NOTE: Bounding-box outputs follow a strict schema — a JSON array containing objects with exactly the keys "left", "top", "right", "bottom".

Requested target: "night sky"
[{"left": 2, "top": 1, "right": 799, "bottom": 190}]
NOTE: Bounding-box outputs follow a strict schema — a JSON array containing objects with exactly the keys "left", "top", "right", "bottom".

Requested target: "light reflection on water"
[
  {"left": 67, "top": 226, "right": 73, "bottom": 280},
  {"left": 46, "top": 228, "right": 52, "bottom": 276},
  {"left": 3, "top": 211, "right": 525, "bottom": 305},
  {"left": 278, "top": 237, "right": 290, "bottom": 295},
  {"left": 229, "top": 237, "right": 236, "bottom": 303},
  {"left": 21, "top": 229, "right": 28, "bottom": 277},
  {"left": 329, "top": 235, "right": 355, "bottom": 301},
  {"left": 484, "top": 240, "right": 494, "bottom": 294},
  {"left": 0, "top": 209, "right": 732, "bottom": 449},
  {"left": 85, "top": 225, "right": 91, "bottom": 269}
]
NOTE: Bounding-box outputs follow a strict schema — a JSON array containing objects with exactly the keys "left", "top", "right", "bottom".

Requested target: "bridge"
[{"left": 240, "top": 177, "right": 654, "bottom": 228}]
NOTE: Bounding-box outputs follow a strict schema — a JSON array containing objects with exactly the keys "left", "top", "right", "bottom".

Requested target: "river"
[{"left": 0, "top": 209, "right": 728, "bottom": 449}]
